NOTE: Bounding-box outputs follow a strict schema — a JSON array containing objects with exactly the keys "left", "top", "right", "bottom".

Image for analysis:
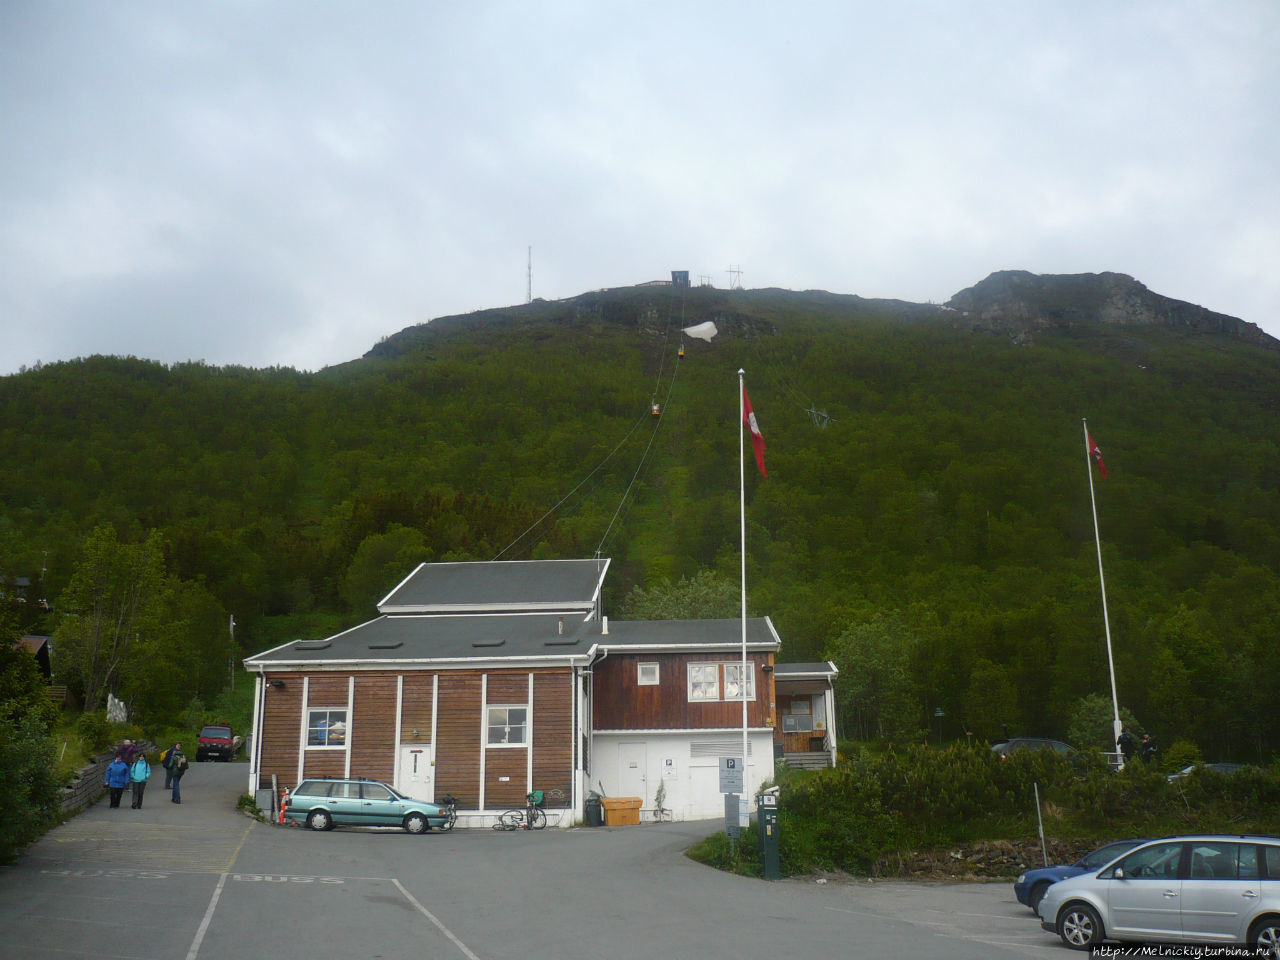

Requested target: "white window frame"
[
  {"left": 306, "top": 708, "right": 347, "bottom": 748},
  {"left": 638, "top": 662, "right": 660, "bottom": 686},
  {"left": 688, "top": 662, "right": 757, "bottom": 702},
  {"left": 782, "top": 714, "right": 814, "bottom": 733},
  {"left": 486, "top": 705, "right": 528, "bottom": 747},
  {"left": 723, "top": 662, "right": 756, "bottom": 701},
  {"left": 688, "top": 663, "right": 720, "bottom": 701}
]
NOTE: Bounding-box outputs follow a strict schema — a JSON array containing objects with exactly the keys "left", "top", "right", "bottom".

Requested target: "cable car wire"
[
  {"left": 595, "top": 338, "right": 683, "bottom": 558},
  {"left": 492, "top": 408, "right": 651, "bottom": 561}
]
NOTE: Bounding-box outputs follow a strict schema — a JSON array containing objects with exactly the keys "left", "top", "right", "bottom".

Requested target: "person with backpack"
[
  {"left": 1117, "top": 728, "right": 1136, "bottom": 764},
  {"left": 103, "top": 752, "right": 130, "bottom": 808},
  {"left": 161, "top": 743, "right": 176, "bottom": 789},
  {"left": 129, "top": 751, "right": 152, "bottom": 809},
  {"left": 165, "top": 742, "right": 188, "bottom": 803}
]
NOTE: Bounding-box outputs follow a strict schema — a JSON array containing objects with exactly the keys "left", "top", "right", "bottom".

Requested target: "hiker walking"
[
  {"left": 165, "top": 742, "right": 188, "bottom": 803},
  {"left": 103, "top": 753, "right": 130, "bottom": 808},
  {"left": 129, "top": 751, "right": 152, "bottom": 809},
  {"left": 161, "top": 743, "right": 177, "bottom": 789}
]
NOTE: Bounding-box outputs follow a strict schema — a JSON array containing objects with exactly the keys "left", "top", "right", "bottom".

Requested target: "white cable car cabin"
[{"left": 651, "top": 402, "right": 661, "bottom": 418}]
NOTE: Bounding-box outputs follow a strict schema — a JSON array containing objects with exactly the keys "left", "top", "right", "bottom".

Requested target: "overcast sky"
[{"left": 2, "top": 1, "right": 1277, "bottom": 376}]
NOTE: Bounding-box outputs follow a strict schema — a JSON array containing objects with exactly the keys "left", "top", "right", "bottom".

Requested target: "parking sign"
[{"left": 719, "top": 757, "right": 743, "bottom": 794}]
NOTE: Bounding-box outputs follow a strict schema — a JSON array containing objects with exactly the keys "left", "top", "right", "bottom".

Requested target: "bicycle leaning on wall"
[
  {"left": 494, "top": 791, "right": 546, "bottom": 830},
  {"left": 437, "top": 794, "right": 458, "bottom": 831}
]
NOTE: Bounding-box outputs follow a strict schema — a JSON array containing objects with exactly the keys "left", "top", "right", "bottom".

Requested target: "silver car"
[{"left": 1037, "top": 834, "right": 1280, "bottom": 953}]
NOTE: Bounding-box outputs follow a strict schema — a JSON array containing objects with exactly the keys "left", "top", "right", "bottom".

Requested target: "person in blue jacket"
[
  {"left": 129, "top": 752, "right": 152, "bottom": 809},
  {"left": 103, "top": 753, "right": 130, "bottom": 808}
]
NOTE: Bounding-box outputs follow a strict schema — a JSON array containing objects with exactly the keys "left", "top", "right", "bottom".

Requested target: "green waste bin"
[{"left": 585, "top": 796, "right": 603, "bottom": 827}]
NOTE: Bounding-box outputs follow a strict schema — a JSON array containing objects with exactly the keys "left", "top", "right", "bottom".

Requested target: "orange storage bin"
[{"left": 600, "top": 797, "right": 642, "bottom": 826}]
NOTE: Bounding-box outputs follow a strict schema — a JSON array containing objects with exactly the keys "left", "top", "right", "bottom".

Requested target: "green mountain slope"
[{"left": 2, "top": 275, "right": 1277, "bottom": 756}]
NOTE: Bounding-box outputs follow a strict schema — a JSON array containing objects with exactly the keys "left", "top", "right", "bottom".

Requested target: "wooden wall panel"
[
  {"left": 532, "top": 672, "right": 572, "bottom": 808},
  {"left": 484, "top": 750, "right": 529, "bottom": 809},
  {"left": 259, "top": 674, "right": 303, "bottom": 791},
  {"left": 780, "top": 730, "right": 825, "bottom": 753},
  {"left": 593, "top": 653, "right": 772, "bottom": 730},
  {"left": 486, "top": 674, "right": 528, "bottom": 703},
  {"left": 307, "top": 676, "right": 349, "bottom": 705},
  {"left": 435, "top": 673, "right": 482, "bottom": 807},
  {"left": 302, "top": 753, "right": 346, "bottom": 781},
  {"left": 351, "top": 674, "right": 397, "bottom": 783},
  {"left": 401, "top": 674, "right": 433, "bottom": 740}
]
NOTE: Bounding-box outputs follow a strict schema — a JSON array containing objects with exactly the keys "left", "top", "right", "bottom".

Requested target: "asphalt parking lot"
[{"left": 0, "top": 763, "right": 1063, "bottom": 959}]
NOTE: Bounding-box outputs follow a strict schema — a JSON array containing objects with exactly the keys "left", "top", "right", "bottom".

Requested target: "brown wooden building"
[{"left": 244, "top": 559, "right": 833, "bottom": 825}]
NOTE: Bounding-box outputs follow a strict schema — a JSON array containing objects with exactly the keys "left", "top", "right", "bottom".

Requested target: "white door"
[
  {"left": 396, "top": 744, "right": 434, "bottom": 801},
  {"left": 619, "top": 742, "right": 647, "bottom": 801}
]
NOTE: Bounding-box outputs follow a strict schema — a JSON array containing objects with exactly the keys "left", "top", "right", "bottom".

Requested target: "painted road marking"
[
  {"left": 231, "top": 874, "right": 344, "bottom": 882},
  {"left": 40, "top": 868, "right": 170, "bottom": 879},
  {"left": 393, "top": 878, "right": 484, "bottom": 960},
  {"left": 185, "top": 871, "right": 227, "bottom": 960},
  {"left": 38, "top": 868, "right": 389, "bottom": 885}
]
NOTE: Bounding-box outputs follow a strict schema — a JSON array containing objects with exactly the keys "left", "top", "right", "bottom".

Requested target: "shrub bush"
[
  {"left": 74, "top": 713, "right": 111, "bottom": 752},
  {"left": 0, "top": 712, "right": 62, "bottom": 863},
  {"left": 757, "top": 745, "right": 1280, "bottom": 878},
  {"left": 1163, "top": 740, "right": 1203, "bottom": 773}
]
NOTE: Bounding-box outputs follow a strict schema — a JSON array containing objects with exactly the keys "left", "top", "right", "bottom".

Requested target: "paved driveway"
[{"left": 0, "top": 763, "right": 1061, "bottom": 959}]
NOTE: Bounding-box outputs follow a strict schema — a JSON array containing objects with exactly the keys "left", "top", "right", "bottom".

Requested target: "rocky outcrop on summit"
[{"left": 946, "top": 271, "right": 1277, "bottom": 350}]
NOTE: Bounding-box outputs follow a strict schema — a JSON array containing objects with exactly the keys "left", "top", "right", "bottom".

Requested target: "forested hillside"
[{"left": 2, "top": 278, "right": 1278, "bottom": 758}]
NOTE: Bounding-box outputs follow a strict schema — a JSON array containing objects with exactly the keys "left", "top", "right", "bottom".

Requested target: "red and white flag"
[
  {"left": 1087, "top": 433, "right": 1108, "bottom": 479},
  {"left": 743, "top": 386, "right": 767, "bottom": 478}
]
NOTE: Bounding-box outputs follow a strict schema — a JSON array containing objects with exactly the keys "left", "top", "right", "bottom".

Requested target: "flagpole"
[
  {"left": 1083, "top": 418, "right": 1123, "bottom": 767},
  {"left": 738, "top": 370, "right": 749, "bottom": 794}
]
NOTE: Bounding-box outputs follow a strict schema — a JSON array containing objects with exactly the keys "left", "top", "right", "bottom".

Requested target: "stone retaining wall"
[{"left": 60, "top": 742, "right": 156, "bottom": 814}]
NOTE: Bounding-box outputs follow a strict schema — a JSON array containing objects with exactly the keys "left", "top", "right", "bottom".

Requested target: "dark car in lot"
[
  {"left": 283, "top": 777, "right": 450, "bottom": 834},
  {"left": 1166, "top": 762, "right": 1246, "bottom": 782},
  {"left": 991, "top": 737, "right": 1075, "bottom": 759},
  {"left": 1014, "top": 839, "right": 1149, "bottom": 911}
]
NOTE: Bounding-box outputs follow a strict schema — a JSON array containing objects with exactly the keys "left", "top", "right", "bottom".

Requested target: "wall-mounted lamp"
[
  {"left": 761, "top": 664, "right": 774, "bottom": 674},
  {"left": 269, "top": 679, "right": 286, "bottom": 689}
]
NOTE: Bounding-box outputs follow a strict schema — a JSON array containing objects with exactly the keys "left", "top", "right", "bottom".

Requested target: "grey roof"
[
  {"left": 244, "top": 614, "right": 781, "bottom": 669},
  {"left": 774, "top": 661, "right": 838, "bottom": 678},
  {"left": 597, "top": 617, "right": 780, "bottom": 651},
  {"left": 245, "top": 613, "right": 599, "bottom": 667},
  {"left": 377, "top": 559, "right": 610, "bottom": 614}
]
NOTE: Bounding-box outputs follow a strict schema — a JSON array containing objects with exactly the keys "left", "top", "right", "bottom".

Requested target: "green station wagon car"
[{"left": 284, "top": 778, "right": 450, "bottom": 834}]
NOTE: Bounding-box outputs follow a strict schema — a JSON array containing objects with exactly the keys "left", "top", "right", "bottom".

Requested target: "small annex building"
[
  {"left": 243, "top": 559, "right": 834, "bottom": 826},
  {"left": 15, "top": 635, "right": 53, "bottom": 681}
]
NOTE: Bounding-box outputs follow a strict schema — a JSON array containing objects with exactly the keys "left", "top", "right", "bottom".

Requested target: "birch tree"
[{"left": 54, "top": 525, "right": 166, "bottom": 711}]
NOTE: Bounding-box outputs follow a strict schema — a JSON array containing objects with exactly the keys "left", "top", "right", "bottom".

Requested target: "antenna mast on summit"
[{"left": 527, "top": 246, "right": 532, "bottom": 303}]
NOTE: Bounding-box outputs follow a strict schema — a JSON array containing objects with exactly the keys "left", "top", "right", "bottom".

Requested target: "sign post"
[
  {"left": 720, "top": 757, "right": 745, "bottom": 846},
  {"left": 724, "top": 793, "right": 741, "bottom": 840}
]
